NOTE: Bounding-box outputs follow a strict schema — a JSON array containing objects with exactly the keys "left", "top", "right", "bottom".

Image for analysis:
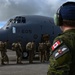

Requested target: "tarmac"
[{"left": 0, "top": 50, "right": 49, "bottom": 75}]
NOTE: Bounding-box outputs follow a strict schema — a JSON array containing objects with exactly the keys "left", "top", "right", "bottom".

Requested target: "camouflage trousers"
[
  {"left": 1, "top": 51, "right": 9, "bottom": 64},
  {"left": 29, "top": 50, "right": 34, "bottom": 63},
  {"left": 45, "top": 50, "right": 50, "bottom": 61},
  {"left": 16, "top": 50, "right": 22, "bottom": 64},
  {"left": 39, "top": 52, "right": 45, "bottom": 62}
]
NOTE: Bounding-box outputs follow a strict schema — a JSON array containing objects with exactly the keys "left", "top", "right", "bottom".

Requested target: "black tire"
[{"left": 22, "top": 51, "right": 29, "bottom": 59}]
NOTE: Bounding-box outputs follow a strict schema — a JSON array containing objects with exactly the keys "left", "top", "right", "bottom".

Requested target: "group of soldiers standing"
[
  {"left": 26, "top": 34, "right": 51, "bottom": 63},
  {"left": 0, "top": 34, "right": 51, "bottom": 65},
  {"left": 38, "top": 34, "right": 51, "bottom": 63},
  {"left": 0, "top": 41, "right": 23, "bottom": 65},
  {"left": 38, "top": 40, "right": 51, "bottom": 63}
]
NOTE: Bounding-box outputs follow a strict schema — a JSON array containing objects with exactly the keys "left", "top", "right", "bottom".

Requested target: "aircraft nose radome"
[{"left": 0, "top": 30, "right": 7, "bottom": 41}]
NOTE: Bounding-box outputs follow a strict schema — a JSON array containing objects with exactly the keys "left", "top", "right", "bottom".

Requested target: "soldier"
[
  {"left": 26, "top": 41, "right": 36, "bottom": 63},
  {"left": 47, "top": 2, "right": 75, "bottom": 75},
  {"left": 12, "top": 42, "right": 23, "bottom": 64},
  {"left": 42, "top": 34, "right": 51, "bottom": 61},
  {"left": 38, "top": 42, "right": 47, "bottom": 62},
  {"left": 3, "top": 41, "right": 9, "bottom": 64},
  {"left": 0, "top": 41, "right": 9, "bottom": 65},
  {"left": 45, "top": 40, "right": 51, "bottom": 61},
  {"left": 42, "top": 34, "right": 50, "bottom": 42}
]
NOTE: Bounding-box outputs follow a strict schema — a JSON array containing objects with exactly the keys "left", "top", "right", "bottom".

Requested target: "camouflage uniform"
[
  {"left": 47, "top": 29, "right": 75, "bottom": 75},
  {"left": 12, "top": 42, "right": 23, "bottom": 64},
  {"left": 0, "top": 41, "right": 9, "bottom": 65},
  {"left": 26, "top": 41, "right": 36, "bottom": 63},
  {"left": 45, "top": 40, "right": 51, "bottom": 61},
  {"left": 38, "top": 43, "right": 47, "bottom": 62}
]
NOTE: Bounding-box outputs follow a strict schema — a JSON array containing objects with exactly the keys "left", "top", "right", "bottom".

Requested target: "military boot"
[
  {"left": 17, "top": 58, "right": 23, "bottom": 64},
  {"left": 7, "top": 57, "right": 9, "bottom": 64},
  {"left": 1, "top": 59, "right": 5, "bottom": 65}
]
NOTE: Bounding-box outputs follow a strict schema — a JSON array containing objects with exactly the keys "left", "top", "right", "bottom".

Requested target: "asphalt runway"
[{"left": 0, "top": 50, "right": 49, "bottom": 75}]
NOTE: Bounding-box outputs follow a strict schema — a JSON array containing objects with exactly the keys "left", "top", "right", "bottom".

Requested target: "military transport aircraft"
[{"left": 0, "top": 15, "right": 62, "bottom": 58}]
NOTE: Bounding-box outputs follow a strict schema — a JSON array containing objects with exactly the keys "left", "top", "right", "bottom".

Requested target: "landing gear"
[{"left": 22, "top": 51, "right": 29, "bottom": 59}]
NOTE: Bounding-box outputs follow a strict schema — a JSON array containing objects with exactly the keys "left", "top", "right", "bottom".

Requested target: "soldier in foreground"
[
  {"left": 26, "top": 41, "right": 36, "bottom": 63},
  {"left": 12, "top": 41, "right": 23, "bottom": 64},
  {"left": 47, "top": 2, "right": 75, "bottom": 75},
  {"left": 0, "top": 41, "right": 9, "bottom": 65}
]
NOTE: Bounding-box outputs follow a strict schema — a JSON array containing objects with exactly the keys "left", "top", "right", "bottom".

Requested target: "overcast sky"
[{"left": 0, "top": 0, "right": 75, "bottom": 23}]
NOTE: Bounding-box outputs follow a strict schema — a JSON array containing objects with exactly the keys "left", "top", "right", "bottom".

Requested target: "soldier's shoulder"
[
  {"left": 27, "top": 42, "right": 32, "bottom": 45},
  {"left": 53, "top": 35, "right": 63, "bottom": 43},
  {"left": 12, "top": 43, "right": 16, "bottom": 45}
]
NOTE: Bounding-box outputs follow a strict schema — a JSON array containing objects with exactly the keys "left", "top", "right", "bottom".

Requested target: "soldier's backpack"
[{"left": 26, "top": 42, "right": 32, "bottom": 50}]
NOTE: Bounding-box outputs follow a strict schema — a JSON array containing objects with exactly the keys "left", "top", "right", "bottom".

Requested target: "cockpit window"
[
  {"left": 7, "top": 16, "right": 26, "bottom": 26},
  {"left": 7, "top": 19, "right": 13, "bottom": 26},
  {"left": 22, "top": 17, "right": 26, "bottom": 23},
  {"left": 13, "top": 16, "right": 26, "bottom": 23},
  {"left": 14, "top": 17, "right": 21, "bottom": 23}
]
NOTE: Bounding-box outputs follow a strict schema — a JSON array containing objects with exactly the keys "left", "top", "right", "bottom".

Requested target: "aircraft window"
[
  {"left": 14, "top": 17, "right": 21, "bottom": 23},
  {"left": 16, "top": 18, "right": 20, "bottom": 23},
  {"left": 13, "top": 17, "right": 26, "bottom": 23},
  {"left": 7, "top": 19, "right": 13, "bottom": 26},
  {"left": 22, "top": 17, "right": 26, "bottom": 23},
  {"left": 13, "top": 19, "right": 16, "bottom": 23}
]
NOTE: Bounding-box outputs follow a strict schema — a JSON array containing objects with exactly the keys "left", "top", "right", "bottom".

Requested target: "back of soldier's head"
[{"left": 54, "top": 1, "right": 75, "bottom": 27}]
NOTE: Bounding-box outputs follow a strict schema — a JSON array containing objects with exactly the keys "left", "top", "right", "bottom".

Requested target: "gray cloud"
[{"left": 0, "top": 0, "right": 75, "bottom": 21}]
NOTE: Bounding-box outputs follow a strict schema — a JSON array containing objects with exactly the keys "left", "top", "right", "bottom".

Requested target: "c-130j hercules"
[{"left": 0, "top": 15, "right": 62, "bottom": 59}]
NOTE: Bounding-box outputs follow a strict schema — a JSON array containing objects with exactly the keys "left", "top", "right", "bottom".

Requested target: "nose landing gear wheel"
[{"left": 22, "top": 51, "right": 29, "bottom": 59}]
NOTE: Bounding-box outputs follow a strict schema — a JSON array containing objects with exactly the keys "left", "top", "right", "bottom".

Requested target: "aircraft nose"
[{"left": 0, "top": 29, "right": 7, "bottom": 41}]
